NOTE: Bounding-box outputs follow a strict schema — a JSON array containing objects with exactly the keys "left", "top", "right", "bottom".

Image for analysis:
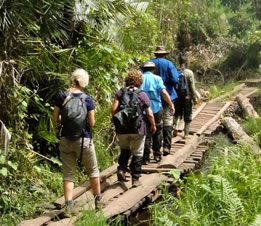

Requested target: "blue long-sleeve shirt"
[{"left": 150, "top": 57, "right": 180, "bottom": 100}]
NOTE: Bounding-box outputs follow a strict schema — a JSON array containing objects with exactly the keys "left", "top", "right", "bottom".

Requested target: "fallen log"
[
  {"left": 236, "top": 94, "right": 259, "bottom": 119},
  {"left": 158, "top": 134, "right": 202, "bottom": 169},
  {"left": 221, "top": 117, "right": 260, "bottom": 154}
]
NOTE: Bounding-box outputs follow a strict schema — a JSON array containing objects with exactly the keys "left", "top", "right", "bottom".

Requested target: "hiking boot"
[
  {"left": 154, "top": 155, "right": 161, "bottom": 163},
  {"left": 132, "top": 178, "right": 141, "bottom": 188},
  {"left": 172, "top": 129, "right": 178, "bottom": 137},
  {"left": 94, "top": 194, "right": 104, "bottom": 210},
  {"left": 142, "top": 159, "right": 149, "bottom": 165},
  {"left": 163, "top": 147, "right": 170, "bottom": 156},
  {"left": 117, "top": 169, "right": 126, "bottom": 181},
  {"left": 64, "top": 200, "right": 76, "bottom": 217}
]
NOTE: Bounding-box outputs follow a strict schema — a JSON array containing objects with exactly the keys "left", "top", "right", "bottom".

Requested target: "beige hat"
[
  {"left": 143, "top": 61, "right": 156, "bottom": 68},
  {"left": 154, "top": 45, "right": 169, "bottom": 54},
  {"left": 71, "top": 69, "right": 89, "bottom": 88}
]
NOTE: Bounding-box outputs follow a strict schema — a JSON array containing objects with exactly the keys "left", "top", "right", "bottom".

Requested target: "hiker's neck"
[{"left": 69, "top": 86, "right": 84, "bottom": 93}]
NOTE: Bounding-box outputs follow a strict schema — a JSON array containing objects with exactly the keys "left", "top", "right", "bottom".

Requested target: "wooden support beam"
[
  {"left": 221, "top": 117, "right": 260, "bottom": 154},
  {"left": 158, "top": 134, "right": 201, "bottom": 169},
  {"left": 236, "top": 94, "right": 259, "bottom": 119}
]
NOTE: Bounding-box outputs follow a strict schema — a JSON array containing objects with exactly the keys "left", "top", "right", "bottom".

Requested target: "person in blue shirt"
[
  {"left": 150, "top": 46, "right": 180, "bottom": 156},
  {"left": 141, "top": 61, "right": 174, "bottom": 164}
]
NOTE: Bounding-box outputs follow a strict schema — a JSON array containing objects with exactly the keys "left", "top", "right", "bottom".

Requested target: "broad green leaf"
[
  {"left": 7, "top": 161, "right": 18, "bottom": 170},
  {"left": 168, "top": 169, "right": 181, "bottom": 180},
  {"left": 0, "top": 167, "right": 8, "bottom": 177}
]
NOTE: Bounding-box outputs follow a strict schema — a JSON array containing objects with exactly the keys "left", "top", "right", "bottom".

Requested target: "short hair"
[
  {"left": 125, "top": 69, "right": 143, "bottom": 88},
  {"left": 71, "top": 68, "right": 89, "bottom": 88}
]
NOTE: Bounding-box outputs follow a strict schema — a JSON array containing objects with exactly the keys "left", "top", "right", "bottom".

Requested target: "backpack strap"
[{"left": 62, "top": 91, "right": 72, "bottom": 106}]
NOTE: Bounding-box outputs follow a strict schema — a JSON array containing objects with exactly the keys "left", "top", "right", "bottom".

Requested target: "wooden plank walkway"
[{"left": 19, "top": 85, "right": 259, "bottom": 226}]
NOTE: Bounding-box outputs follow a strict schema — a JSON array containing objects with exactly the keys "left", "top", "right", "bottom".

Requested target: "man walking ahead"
[
  {"left": 141, "top": 61, "right": 174, "bottom": 164},
  {"left": 150, "top": 46, "right": 180, "bottom": 156}
]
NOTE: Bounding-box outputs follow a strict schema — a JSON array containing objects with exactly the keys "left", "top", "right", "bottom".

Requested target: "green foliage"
[
  {"left": 76, "top": 210, "right": 107, "bottom": 226},
  {"left": 151, "top": 135, "right": 261, "bottom": 225},
  {"left": 208, "top": 82, "right": 238, "bottom": 98},
  {"left": 242, "top": 116, "right": 261, "bottom": 146}
]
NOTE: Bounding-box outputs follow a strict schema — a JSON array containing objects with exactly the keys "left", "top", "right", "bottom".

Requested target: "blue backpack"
[{"left": 176, "top": 70, "right": 188, "bottom": 97}]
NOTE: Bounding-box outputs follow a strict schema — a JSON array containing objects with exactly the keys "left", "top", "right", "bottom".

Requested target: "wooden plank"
[
  {"left": 141, "top": 168, "right": 173, "bottom": 173},
  {"left": 21, "top": 173, "right": 118, "bottom": 226},
  {"left": 103, "top": 173, "right": 167, "bottom": 218},
  {"left": 102, "top": 179, "right": 132, "bottom": 204},
  {"left": 47, "top": 217, "right": 77, "bottom": 226},
  {"left": 158, "top": 135, "right": 201, "bottom": 169},
  {"left": 54, "top": 164, "right": 117, "bottom": 208},
  {"left": 244, "top": 88, "right": 258, "bottom": 97},
  {"left": 19, "top": 210, "right": 63, "bottom": 226},
  {"left": 179, "top": 163, "right": 195, "bottom": 170},
  {"left": 196, "top": 101, "right": 232, "bottom": 135}
]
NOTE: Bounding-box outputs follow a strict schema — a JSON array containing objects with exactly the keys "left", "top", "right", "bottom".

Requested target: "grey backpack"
[{"left": 60, "top": 92, "right": 88, "bottom": 140}]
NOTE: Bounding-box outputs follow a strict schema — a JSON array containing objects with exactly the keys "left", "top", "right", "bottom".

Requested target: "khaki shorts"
[
  {"left": 59, "top": 137, "right": 99, "bottom": 182},
  {"left": 117, "top": 134, "right": 145, "bottom": 157},
  {"left": 162, "top": 104, "right": 174, "bottom": 127}
]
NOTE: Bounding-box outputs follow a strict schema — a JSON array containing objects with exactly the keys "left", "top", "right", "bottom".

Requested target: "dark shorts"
[{"left": 174, "top": 97, "right": 192, "bottom": 123}]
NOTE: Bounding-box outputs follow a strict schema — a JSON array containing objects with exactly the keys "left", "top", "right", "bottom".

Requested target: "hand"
[
  {"left": 169, "top": 104, "right": 175, "bottom": 115},
  {"left": 150, "top": 124, "right": 156, "bottom": 134}
]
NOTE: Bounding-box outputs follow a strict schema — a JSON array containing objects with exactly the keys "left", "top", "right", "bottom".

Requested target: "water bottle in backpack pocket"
[{"left": 113, "top": 87, "right": 143, "bottom": 134}]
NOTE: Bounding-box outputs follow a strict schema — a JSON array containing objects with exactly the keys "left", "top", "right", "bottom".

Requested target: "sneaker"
[
  {"left": 132, "top": 179, "right": 141, "bottom": 188},
  {"left": 117, "top": 169, "right": 126, "bottom": 181},
  {"left": 94, "top": 194, "right": 104, "bottom": 210},
  {"left": 154, "top": 155, "right": 161, "bottom": 163},
  {"left": 163, "top": 147, "right": 170, "bottom": 156}
]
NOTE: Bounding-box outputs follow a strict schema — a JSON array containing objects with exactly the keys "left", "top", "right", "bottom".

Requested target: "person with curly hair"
[{"left": 112, "top": 69, "right": 156, "bottom": 187}]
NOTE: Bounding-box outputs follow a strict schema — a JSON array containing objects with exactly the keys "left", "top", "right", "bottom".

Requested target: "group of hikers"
[{"left": 52, "top": 45, "right": 200, "bottom": 214}]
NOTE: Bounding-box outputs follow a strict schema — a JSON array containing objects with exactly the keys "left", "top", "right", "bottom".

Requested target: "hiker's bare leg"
[
  {"left": 64, "top": 181, "right": 74, "bottom": 201},
  {"left": 90, "top": 177, "right": 101, "bottom": 195}
]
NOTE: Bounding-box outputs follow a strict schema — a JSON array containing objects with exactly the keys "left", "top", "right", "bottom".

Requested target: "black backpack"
[
  {"left": 60, "top": 92, "right": 88, "bottom": 140},
  {"left": 176, "top": 70, "right": 188, "bottom": 97},
  {"left": 112, "top": 87, "right": 143, "bottom": 134}
]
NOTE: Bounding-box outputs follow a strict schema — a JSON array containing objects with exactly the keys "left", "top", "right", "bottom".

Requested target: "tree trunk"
[
  {"left": 236, "top": 94, "right": 259, "bottom": 119},
  {"left": 221, "top": 117, "right": 260, "bottom": 154}
]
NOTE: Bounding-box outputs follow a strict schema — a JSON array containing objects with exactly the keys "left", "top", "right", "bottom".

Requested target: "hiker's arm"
[
  {"left": 53, "top": 106, "right": 60, "bottom": 125},
  {"left": 160, "top": 89, "right": 175, "bottom": 114},
  {"left": 111, "top": 99, "right": 119, "bottom": 116},
  {"left": 88, "top": 110, "right": 95, "bottom": 127},
  {"left": 145, "top": 107, "right": 156, "bottom": 134}
]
